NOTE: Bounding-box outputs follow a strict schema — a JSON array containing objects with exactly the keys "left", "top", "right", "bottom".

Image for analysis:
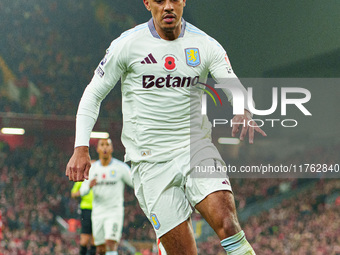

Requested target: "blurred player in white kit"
[
  {"left": 80, "top": 138, "right": 133, "bottom": 255},
  {"left": 66, "top": 0, "right": 266, "bottom": 254}
]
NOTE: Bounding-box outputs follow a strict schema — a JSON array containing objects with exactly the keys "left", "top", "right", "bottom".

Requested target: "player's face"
[
  {"left": 143, "top": 0, "right": 186, "bottom": 39},
  {"left": 96, "top": 139, "right": 113, "bottom": 160}
]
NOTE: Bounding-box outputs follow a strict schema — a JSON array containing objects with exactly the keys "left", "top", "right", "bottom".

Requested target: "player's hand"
[
  {"left": 66, "top": 146, "right": 91, "bottom": 182},
  {"left": 231, "top": 110, "right": 267, "bottom": 144},
  {"left": 89, "top": 179, "right": 97, "bottom": 188}
]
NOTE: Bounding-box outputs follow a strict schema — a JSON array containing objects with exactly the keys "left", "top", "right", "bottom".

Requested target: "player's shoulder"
[
  {"left": 185, "top": 22, "right": 209, "bottom": 37},
  {"left": 107, "top": 22, "right": 149, "bottom": 50},
  {"left": 91, "top": 160, "right": 101, "bottom": 168},
  {"left": 185, "top": 21, "right": 224, "bottom": 49}
]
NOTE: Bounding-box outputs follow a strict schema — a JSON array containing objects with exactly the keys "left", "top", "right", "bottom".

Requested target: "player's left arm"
[{"left": 207, "top": 39, "right": 266, "bottom": 143}]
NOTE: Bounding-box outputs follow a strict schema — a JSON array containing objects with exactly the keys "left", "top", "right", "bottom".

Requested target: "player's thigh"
[
  {"left": 103, "top": 214, "right": 123, "bottom": 242},
  {"left": 186, "top": 159, "right": 240, "bottom": 238},
  {"left": 131, "top": 160, "right": 192, "bottom": 239},
  {"left": 186, "top": 159, "right": 232, "bottom": 207},
  {"left": 92, "top": 217, "right": 105, "bottom": 246}
]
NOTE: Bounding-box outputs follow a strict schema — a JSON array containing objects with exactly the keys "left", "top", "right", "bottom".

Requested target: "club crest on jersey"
[
  {"left": 185, "top": 48, "right": 200, "bottom": 67},
  {"left": 150, "top": 214, "right": 161, "bottom": 230},
  {"left": 110, "top": 170, "right": 116, "bottom": 177}
]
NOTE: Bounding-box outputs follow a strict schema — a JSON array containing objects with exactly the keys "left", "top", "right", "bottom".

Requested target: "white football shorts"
[
  {"left": 92, "top": 209, "right": 124, "bottom": 245},
  {"left": 131, "top": 146, "right": 232, "bottom": 238}
]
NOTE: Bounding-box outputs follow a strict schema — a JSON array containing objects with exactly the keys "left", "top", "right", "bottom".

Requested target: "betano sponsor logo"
[
  {"left": 142, "top": 75, "right": 224, "bottom": 105},
  {"left": 142, "top": 75, "right": 200, "bottom": 89}
]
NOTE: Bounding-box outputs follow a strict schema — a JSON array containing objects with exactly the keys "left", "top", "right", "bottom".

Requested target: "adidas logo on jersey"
[
  {"left": 141, "top": 53, "right": 157, "bottom": 64},
  {"left": 222, "top": 179, "right": 230, "bottom": 185}
]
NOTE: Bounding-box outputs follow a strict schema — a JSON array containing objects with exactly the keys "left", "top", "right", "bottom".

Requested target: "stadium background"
[{"left": 0, "top": 0, "right": 339, "bottom": 254}]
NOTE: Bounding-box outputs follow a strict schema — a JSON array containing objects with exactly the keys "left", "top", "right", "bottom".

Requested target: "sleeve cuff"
[{"left": 74, "top": 114, "right": 96, "bottom": 148}]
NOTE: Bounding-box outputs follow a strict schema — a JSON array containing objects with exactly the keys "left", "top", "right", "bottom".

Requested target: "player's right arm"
[
  {"left": 66, "top": 37, "right": 128, "bottom": 182},
  {"left": 207, "top": 38, "right": 266, "bottom": 143}
]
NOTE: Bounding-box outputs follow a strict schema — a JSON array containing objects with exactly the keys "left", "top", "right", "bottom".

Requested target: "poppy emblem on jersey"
[
  {"left": 110, "top": 170, "right": 116, "bottom": 177},
  {"left": 150, "top": 214, "right": 161, "bottom": 230},
  {"left": 162, "top": 54, "right": 177, "bottom": 72},
  {"left": 185, "top": 48, "right": 200, "bottom": 67},
  {"left": 164, "top": 56, "right": 176, "bottom": 70}
]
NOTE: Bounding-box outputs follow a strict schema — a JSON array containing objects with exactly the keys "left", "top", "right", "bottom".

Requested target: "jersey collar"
[
  {"left": 148, "top": 18, "right": 186, "bottom": 39},
  {"left": 99, "top": 158, "right": 114, "bottom": 167}
]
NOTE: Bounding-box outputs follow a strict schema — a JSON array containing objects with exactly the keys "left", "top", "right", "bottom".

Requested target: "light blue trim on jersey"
[
  {"left": 185, "top": 23, "right": 207, "bottom": 36},
  {"left": 186, "top": 23, "right": 224, "bottom": 50},
  {"left": 120, "top": 23, "right": 148, "bottom": 39},
  {"left": 108, "top": 23, "right": 148, "bottom": 51},
  {"left": 186, "top": 28, "right": 206, "bottom": 36}
]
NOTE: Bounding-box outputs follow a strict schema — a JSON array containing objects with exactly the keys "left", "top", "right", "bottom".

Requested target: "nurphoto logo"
[{"left": 201, "top": 81, "right": 312, "bottom": 128}]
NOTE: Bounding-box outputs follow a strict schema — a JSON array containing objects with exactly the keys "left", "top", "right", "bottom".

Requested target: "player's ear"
[
  {"left": 183, "top": 0, "right": 186, "bottom": 7},
  {"left": 143, "top": 0, "right": 151, "bottom": 11}
]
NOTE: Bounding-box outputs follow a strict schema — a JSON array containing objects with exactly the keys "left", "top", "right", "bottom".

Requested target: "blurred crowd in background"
[
  {"left": 0, "top": 140, "right": 339, "bottom": 254},
  {"left": 198, "top": 179, "right": 340, "bottom": 255},
  {"left": 0, "top": 0, "right": 134, "bottom": 118},
  {"left": 0, "top": 140, "right": 153, "bottom": 255}
]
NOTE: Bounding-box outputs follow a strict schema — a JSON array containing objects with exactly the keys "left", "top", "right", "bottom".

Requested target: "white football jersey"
[
  {"left": 80, "top": 158, "right": 133, "bottom": 218},
  {"left": 76, "top": 19, "right": 249, "bottom": 162}
]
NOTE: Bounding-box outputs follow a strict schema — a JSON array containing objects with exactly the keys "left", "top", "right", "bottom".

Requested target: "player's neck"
[
  {"left": 100, "top": 157, "right": 112, "bottom": 166},
  {"left": 154, "top": 21, "right": 182, "bottom": 41}
]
